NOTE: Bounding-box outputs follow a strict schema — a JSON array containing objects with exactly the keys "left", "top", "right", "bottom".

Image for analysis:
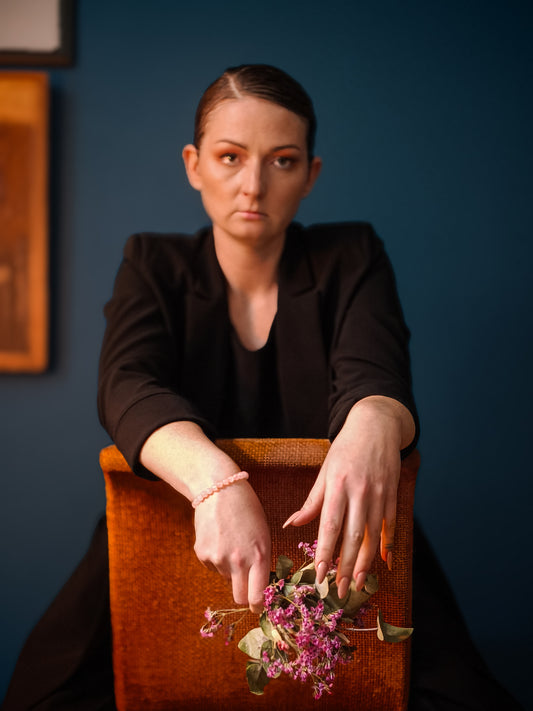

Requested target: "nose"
[{"left": 241, "top": 159, "right": 264, "bottom": 198}]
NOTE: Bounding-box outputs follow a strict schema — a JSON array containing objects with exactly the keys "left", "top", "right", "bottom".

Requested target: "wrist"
[
  {"left": 139, "top": 421, "right": 243, "bottom": 500},
  {"left": 191, "top": 471, "right": 249, "bottom": 509},
  {"left": 343, "top": 396, "right": 407, "bottom": 448}
]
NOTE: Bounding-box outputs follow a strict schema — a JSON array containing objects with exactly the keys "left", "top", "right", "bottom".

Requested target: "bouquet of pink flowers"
[{"left": 200, "top": 541, "right": 412, "bottom": 699}]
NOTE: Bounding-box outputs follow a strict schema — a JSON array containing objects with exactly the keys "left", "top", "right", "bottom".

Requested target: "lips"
[{"left": 237, "top": 210, "right": 267, "bottom": 220}]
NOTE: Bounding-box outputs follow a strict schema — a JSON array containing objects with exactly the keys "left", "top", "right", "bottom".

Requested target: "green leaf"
[
  {"left": 326, "top": 573, "right": 379, "bottom": 616},
  {"left": 276, "top": 554, "right": 294, "bottom": 580},
  {"left": 300, "top": 561, "right": 316, "bottom": 573},
  {"left": 363, "top": 573, "right": 379, "bottom": 595},
  {"left": 260, "top": 639, "right": 274, "bottom": 664},
  {"left": 274, "top": 645, "right": 289, "bottom": 664},
  {"left": 246, "top": 660, "right": 270, "bottom": 695},
  {"left": 299, "top": 566, "right": 317, "bottom": 584},
  {"left": 283, "top": 583, "right": 296, "bottom": 596},
  {"left": 238, "top": 627, "right": 269, "bottom": 658},
  {"left": 265, "top": 641, "right": 284, "bottom": 678},
  {"left": 261, "top": 639, "right": 274, "bottom": 656},
  {"left": 377, "top": 610, "right": 413, "bottom": 643},
  {"left": 259, "top": 612, "right": 274, "bottom": 637}
]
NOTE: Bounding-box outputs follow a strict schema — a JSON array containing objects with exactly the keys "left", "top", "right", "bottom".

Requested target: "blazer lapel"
[
  {"left": 277, "top": 226, "right": 329, "bottom": 437},
  {"left": 182, "top": 230, "right": 230, "bottom": 430},
  {"left": 181, "top": 225, "right": 330, "bottom": 438}
]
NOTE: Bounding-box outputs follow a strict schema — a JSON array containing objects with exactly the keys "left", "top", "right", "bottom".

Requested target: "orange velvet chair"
[{"left": 101, "top": 439, "right": 419, "bottom": 711}]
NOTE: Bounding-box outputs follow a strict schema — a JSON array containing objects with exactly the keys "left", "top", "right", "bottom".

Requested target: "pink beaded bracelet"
[{"left": 191, "top": 471, "right": 249, "bottom": 509}]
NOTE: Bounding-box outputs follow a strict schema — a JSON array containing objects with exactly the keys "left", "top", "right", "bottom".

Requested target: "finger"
[
  {"left": 314, "top": 480, "right": 348, "bottom": 584},
  {"left": 199, "top": 559, "right": 218, "bottom": 574},
  {"left": 380, "top": 494, "right": 397, "bottom": 571},
  {"left": 353, "top": 503, "right": 384, "bottom": 588},
  {"left": 231, "top": 569, "right": 249, "bottom": 607},
  {"left": 335, "top": 497, "right": 368, "bottom": 598},
  {"left": 283, "top": 470, "right": 326, "bottom": 528},
  {"left": 248, "top": 561, "right": 270, "bottom": 613}
]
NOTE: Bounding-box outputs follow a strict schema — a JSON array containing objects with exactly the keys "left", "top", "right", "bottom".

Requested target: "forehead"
[{"left": 202, "top": 96, "right": 308, "bottom": 146}]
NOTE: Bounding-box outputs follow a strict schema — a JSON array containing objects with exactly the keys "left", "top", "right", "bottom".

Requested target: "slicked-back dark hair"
[{"left": 193, "top": 64, "right": 317, "bottom": 160}]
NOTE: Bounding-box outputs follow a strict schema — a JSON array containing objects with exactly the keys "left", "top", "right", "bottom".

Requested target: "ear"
[
  {"left": 182, "top": 144, "right": 202, "bottom": 191},
  {"left": 302, "top": 156, "right": 322, "bottom": 197}
]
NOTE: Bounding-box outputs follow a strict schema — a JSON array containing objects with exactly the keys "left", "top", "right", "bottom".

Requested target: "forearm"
[{"left": 139, "top": 421, "right": 241, "bottom": 501}]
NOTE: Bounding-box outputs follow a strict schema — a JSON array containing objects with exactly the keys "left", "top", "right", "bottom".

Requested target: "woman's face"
[{"left": 183, "top": 97, "right": 321, "bottom": 249}]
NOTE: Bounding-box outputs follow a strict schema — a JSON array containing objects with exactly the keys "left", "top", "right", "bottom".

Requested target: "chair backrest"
[{"left": 101, "top": 439, "right": 419, "bottom": 711}]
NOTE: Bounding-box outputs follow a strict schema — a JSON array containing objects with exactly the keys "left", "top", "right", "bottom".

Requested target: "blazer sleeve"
[
  {"left": 97, "top": 234, "right": 213, "bottom": 478},
  {"left": 326, "top": 225, "right": 419, "bottom": 456}
]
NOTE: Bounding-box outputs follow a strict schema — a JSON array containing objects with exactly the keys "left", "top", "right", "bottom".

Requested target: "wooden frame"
[
  {"left": 0, "top": 0, "right": 74, "bottom": 67},
  {"left": 0, "top": 72, "right": 49, "bottom": 372}
]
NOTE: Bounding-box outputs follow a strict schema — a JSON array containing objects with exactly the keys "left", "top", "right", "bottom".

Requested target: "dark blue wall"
[{"left": 2, "top": 1, "right": 532, "bottom": 707}]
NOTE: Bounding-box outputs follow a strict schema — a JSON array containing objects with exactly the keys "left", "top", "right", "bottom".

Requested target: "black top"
[{"left": 220, "top": 320, "right": 287, "bottom": 438}]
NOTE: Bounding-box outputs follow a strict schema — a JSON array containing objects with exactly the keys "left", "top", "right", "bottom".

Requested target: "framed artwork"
[
  {"left": 0, "top": 0, "right": 74, "bottom": 67},
  {"left": 0, "top": 72, "right": 49, "bottom": 372}
]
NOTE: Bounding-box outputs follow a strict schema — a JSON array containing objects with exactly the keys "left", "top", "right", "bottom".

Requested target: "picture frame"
[
  {"left": 0, "top": 0, "right": 75, "bottom": 67},
  {"left": 0, "top": 72, "right": 49, "bottom": 372}
]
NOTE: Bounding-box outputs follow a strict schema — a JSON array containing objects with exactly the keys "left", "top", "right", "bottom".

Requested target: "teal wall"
[{"left": 2, "top": 1, "right": 532, "bottom": 707}]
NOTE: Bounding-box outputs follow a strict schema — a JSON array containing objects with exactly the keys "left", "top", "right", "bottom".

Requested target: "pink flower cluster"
[
  {"left": 262, "top": 578, "right": 350, "bottom": 699},
  {"left": 199, "top": 541, "right": 365, "bottom": 699},
  {"left": 200, "top": 607, "right": 245, "bottom": 645},
  {"left": 200, "top": 608, "right": 223, "bottom": 638},
  {"left": 298, "top": 540, "right": 318, "bottom": 559}
]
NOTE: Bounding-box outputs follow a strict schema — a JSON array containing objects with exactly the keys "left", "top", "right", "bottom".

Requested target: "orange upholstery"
[{"left": 101, "top": 439, "right": 419, "bottom": 711}]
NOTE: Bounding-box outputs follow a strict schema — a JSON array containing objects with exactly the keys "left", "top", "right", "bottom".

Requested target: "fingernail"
[
  {"left": 355, "top": 571, "right": 367, "bottom": 591},
  {"left": 282, "top": 511, "right": 300, "bottom": 529},
  {"left": 387, "top": 551, "right": 393, "bottom": 572},
  {"left": 337, "top": 576, "right": 350, "bottom": 599},
  {"left": 316, "top": 560, "right": 328, "bottom": 583}
]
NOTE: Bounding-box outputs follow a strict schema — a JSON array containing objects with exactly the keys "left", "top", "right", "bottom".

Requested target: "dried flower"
[{"left": 200, "top": 541, "right": 413, "bottom": 699}]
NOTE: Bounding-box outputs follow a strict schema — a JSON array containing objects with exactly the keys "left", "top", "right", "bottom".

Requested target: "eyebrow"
[{"left": 215, "top": 140, "right": 302, "bottom": 152}]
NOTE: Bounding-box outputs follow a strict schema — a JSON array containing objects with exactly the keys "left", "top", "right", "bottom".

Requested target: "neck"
[
  {"left": 212, "top": 227, "right": 284, "bottom": 350},
  {"left": 213, "top": 228, "right": 285, "bottom": 295}
]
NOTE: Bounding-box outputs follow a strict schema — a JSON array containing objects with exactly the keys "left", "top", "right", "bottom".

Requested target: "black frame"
[{"left": 0, "top": 0, "right": 75, "bottom": 67}]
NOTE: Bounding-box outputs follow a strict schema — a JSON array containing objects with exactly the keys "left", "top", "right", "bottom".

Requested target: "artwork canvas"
[{"left": 0, "top": 72, "right": 48, "bottom": 372}]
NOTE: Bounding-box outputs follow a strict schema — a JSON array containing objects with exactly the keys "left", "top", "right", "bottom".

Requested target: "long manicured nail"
[
  {"left": 387, "top": 551, "right": 393, "bottom": 572},
  {"left": 316, "top": 560, "right": 328, "bottom": 583},
  {"left": 355, "top": 571, "right": 367, "bottom": 591},
  {"left": 282, "top": 511, "right": 300, "bottom": 529},
  {"left": 337, "top": 576, "right": 350, "bottom": 600}
]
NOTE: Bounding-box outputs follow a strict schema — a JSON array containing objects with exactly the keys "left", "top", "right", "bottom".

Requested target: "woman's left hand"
[{"left": 283, "top": 396, "right": 414, "bottom": 600}]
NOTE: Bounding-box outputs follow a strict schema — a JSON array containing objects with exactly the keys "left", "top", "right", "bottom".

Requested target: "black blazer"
[{"left": 97, "top": 222, "right": 418, "bottom": 478}]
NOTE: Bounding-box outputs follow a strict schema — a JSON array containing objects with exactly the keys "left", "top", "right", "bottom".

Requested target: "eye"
[
  {"left": 273, "top": 155, "right": 296, "bottom": 169},
  {"left": 221, "top": 152, "right": 239, "bottom": 165}
]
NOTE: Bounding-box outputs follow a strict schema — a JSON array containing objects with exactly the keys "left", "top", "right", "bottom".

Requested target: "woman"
[
  {"left": 98, "top": 64, "right": 417, "bottom": 612},
  {"left": 4, "top": 64, "right": 522, "bottom": 711}
]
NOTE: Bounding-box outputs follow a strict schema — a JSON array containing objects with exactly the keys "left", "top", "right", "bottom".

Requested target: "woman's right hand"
[
  {"left": 139, "top": 421, "right": 271, "bottom": 612},
  {"left": 193, "top": 480, "right": 271, "bottom": 613}
]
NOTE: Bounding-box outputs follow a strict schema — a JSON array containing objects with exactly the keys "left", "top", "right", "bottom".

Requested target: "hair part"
[{"left": 193, "top": 64, "right": 317, "bottom": 160}]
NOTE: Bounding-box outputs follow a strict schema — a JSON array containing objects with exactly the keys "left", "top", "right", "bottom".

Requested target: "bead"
[{"left": 191, "top": 471, "right": 249, "bottom": 509}]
